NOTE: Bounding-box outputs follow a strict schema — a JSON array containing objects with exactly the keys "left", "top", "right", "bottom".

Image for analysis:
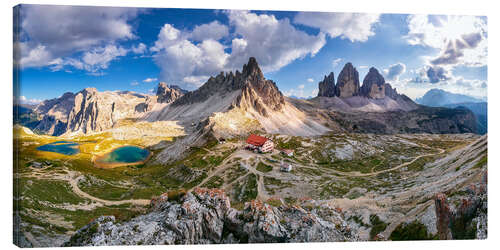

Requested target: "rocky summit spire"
[
  {"left": 242, "top": 57, "right": 264, "bottom": 79},
  {"left": 335, "top": 63, "right": 360, "bottom": 98},
  {"left": 360, "top": 67, "right": 386, "bottom": 99},
  {"left": 317, "top": 72, "right": 336, "bottom": 97}
]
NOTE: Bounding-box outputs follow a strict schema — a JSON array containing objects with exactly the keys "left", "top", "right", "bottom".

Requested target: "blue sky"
[{"left": 15, "top": 5, "right": 488, "bottom": 103}]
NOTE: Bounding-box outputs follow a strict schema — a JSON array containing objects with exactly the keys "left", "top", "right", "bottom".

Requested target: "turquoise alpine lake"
[
  {"left": 37, "top": 141, "right": 80, "bottom": 155},
  {"left": 97, "top": 146, "right": 150, "bottom": 164}
]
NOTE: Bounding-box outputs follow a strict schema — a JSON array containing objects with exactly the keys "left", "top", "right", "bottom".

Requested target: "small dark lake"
[
  {"left": 96, "top": 146, "right": 150, "bottom": 164},
  {"left": 37, "top": 141, "right": 80, "bottom": 155}
]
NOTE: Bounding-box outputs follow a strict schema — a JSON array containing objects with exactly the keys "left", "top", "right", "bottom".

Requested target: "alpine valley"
[{"left": 14, "top": 58, "right": 487, "bottom": 246}]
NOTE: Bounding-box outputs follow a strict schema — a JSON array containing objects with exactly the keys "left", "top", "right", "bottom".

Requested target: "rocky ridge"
[{"left": 65, "top": 188, "right": 357, "bottom": 246}]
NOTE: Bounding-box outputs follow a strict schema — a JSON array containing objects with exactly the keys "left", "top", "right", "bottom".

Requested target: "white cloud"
[
  {"left": 131, "top": 81, "right": 139, "bottom": 86},
  {"left": 16, "top": 5, "right": 139, "bottom": 71},
  {"left": 332, "top": 58, "right": 343, "bottom": 67},
  {"left": 406, "top": 15, "right": 487, "bottom": 67},
  {"left": 298, "top": 84, "right": 305, "bottom": 89},
  {"left": 294, "top": 12, "right": 380, "bottom": 42},
  {"left": 359, "top": 65, "right": 369, "bottom": 69},
  {"left": 307, "top": 78, "right": 314, "bottom": 83},
  {"left": 190, "top": 21, "right": 229, "bottom": 41},
  {"left": 15, "top": 95, "right": 42, "bottom": 105},
  {"left": 152, "top": 23, "right": 229, "bottom": 89},
  {"left": 225, "top": 10, "right": 326, "bottom": 72},
  {"left": 131, "top": 43, "right": 147, "bottom": 54},
  {"left": 143, "top": 77, "right": 158, "bottom": 83},
  {"left": 383, "top": 62, "right": 406, "bottom": 81},
  {"left": 151, "top": 10, "right": 327, "bottom": 90}
]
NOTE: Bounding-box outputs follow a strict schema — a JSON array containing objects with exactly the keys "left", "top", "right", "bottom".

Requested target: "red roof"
[{"left": 246, "top": 134, "right": 269, "bottom": 146}]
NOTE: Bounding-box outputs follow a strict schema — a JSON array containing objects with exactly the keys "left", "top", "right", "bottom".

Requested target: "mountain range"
[
  {"left": 415, "top": 88, "right": 485, "bottom": 107},
  {"left": 15, "top": 57, "right": 479, "bottom": 162},
  {"left": 415, "top": 88, "right": 487, "bottom": 134}
]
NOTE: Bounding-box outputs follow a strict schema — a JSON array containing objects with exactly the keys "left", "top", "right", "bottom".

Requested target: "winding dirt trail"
[
  {"left": 24, "top": 170, "right": 151, "bottom": 207},
  {"left": 330, "top": 147, "right": 445, "bottom": 177},
  {"left": 68, "top": 175, "right": 151, "bottom": 206}
]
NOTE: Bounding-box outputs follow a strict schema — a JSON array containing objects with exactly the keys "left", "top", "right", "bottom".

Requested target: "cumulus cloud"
[
  {"left": 190, "top": 21, "right": 229, "bottom": 41},
  {"left": 426, "top": 66, "right": 451, "bottom": 83},
  {"left": 143, "top": 77, "right": 158, "bottom": 83},
  {"left": 151, "top": 23, "right": 229, "bottom": 89},
  {"left": 16, "top": 5, "right": 139, "bottom": 71},
  {"left": 307, "top": 78, "right": 314, "bottom": 83},
  {"left": 383, "top": 63, "right": 406, "bottom": 81},
  {"left": 151, "top": 10, "right": 327, "bottom": 89},
  {"left": 51, "top": 45, "right": 128, "bottom": 74},
  {"left": 294, "top": 12, "right": 380, "bottom": 42},
  {"left": 225, "top": 10, "right": 326, "bottom": 72},
  {"left": 131, "top": 43, "right": 147, "bottom": 54},
  {"left": 131, "top": 81, "right": 139, "bottom": 86},
  {"left": 406, "top": 15, "right": 487, "bottom": 67}
]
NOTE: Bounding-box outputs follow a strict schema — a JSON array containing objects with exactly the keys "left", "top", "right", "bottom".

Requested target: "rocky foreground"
[{"left": 65, "top": 188, "right": 357, "bottom": 246}]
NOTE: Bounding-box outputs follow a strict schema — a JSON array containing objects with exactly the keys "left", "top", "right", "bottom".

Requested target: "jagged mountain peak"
[
  {"left": 335, "top": 62, "right": 360, "bottom": 97},
  {"left": 172, "top": 57, "right": 285, "bottom": 116},
  {"left": 360, "top": 66, "right": 386, "bottom": 99},
  {"left": 242, "top": 57, "right": 264, "bottom": 78},
  {"left": 317, "top": 72, "right": 336, "bottom": 97}
]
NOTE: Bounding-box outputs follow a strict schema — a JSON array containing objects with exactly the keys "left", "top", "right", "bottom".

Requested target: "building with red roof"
[{"left": 246, "top": 134, "right": 274, "bottom": 153}]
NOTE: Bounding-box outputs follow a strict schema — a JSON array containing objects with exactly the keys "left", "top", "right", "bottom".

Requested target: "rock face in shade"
[
  {"left": 317, "top": 72, "right": 336, "bottom": 97},
  {"left": 65, "top": 188, "right": 357, "bottom": 246},
  {"left": 384, "top": 83, "right": 399, "bottom": 99},
  {"left": 335, "top": 63, "right": 360, "bottom": 98},
  {"left": 360, "top": 67, "right": 386, "bottom": 99},
  {"left": 156, "top": 82, "right": 185, "bottom": 104}
]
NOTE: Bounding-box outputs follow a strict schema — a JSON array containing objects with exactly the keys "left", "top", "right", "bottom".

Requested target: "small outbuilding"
[
  {"left": 280, "top": 161, "right": 292, "bottom": 172},
  {"left": 280, "top": 149, "right": 294, "bottom": 157}
]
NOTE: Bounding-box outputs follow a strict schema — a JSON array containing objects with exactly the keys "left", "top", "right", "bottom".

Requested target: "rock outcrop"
[
  {"left": 335, "top": 63, "right": 360, "bottom": 98},
  {"left": 156, "top": 82, "right": 185, "bottom": 104},
  {"left": 317, "top": 72, "right": 336, "bottom": 97},
  {"left": 360, "top": 67, "right": 385, "bottom": 99},
  {"left": 434, "top": 171, "right": 487, "bottom": 240},
  {"left": 65, "top": 188, "right": 357, "bottom": 246}
]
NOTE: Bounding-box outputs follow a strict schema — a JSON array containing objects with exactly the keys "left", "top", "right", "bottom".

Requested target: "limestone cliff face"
[
  {"left": 317, "top": 72, "right": 336, "bottom": 97},
  {"left": 360, "top": 67, "right": 386, "bottom": 99},
  {"left": 33, "top": 88, "right": 150, "bottom": 135},
  {"left": 65, "top": 188, "right": 357, "bottom": 246},
  {"left": 335, "top": 63, "right": 360, "bottom": 98}
]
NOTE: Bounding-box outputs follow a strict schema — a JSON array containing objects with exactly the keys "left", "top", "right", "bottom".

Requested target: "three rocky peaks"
[{"left": 317, "top": 63, "right": 399, "bottom": 100}]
